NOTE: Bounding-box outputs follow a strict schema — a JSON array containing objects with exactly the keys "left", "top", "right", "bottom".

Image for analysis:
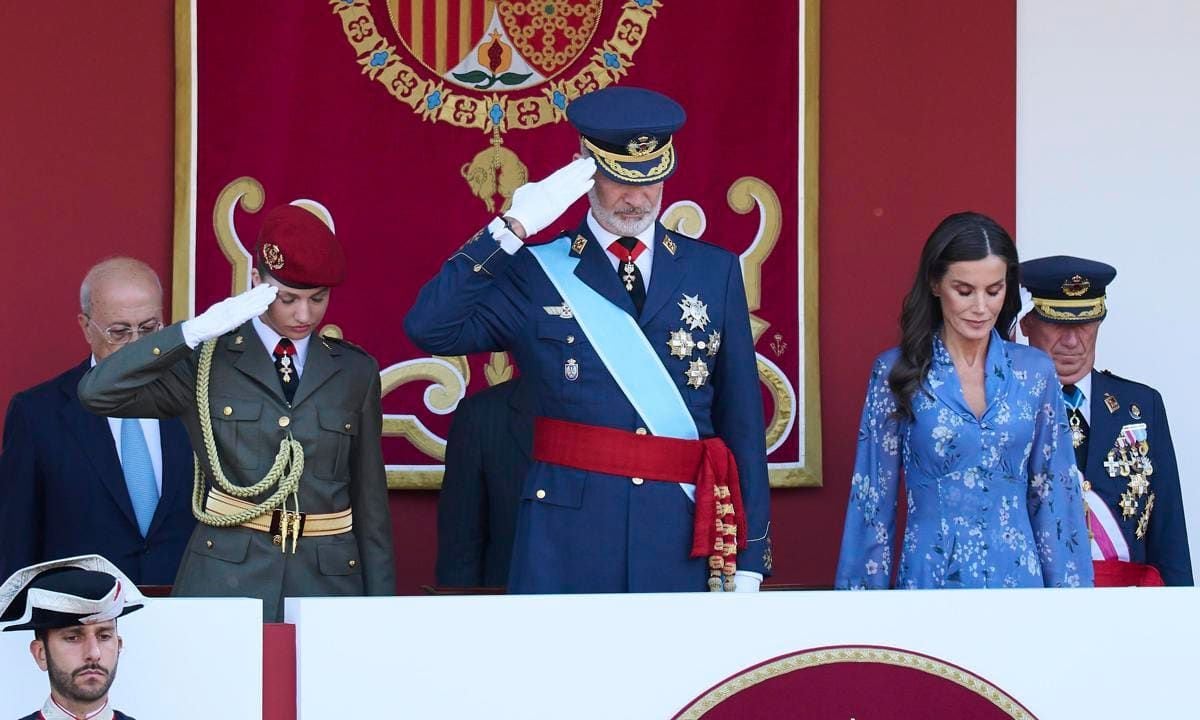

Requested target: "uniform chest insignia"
[
  {"left": 234, "top": 335, "right": 244, "bottom": 345},
  {"left": 1130, "top": 403, "right": 1142, "bottom": 419},
  {"left": 685, "top": 358, "right": 710, "bottom": 389},
  {"left": 1136, "top": 492, "right": 1156, "bottom": 540},
  {"left": 705, "top": 331, "right": 721, "bottom": 357},
  {"left": 1106, "top": 423, "right": 1154, "bottom": 518},
  {"left": 662, "top": 236, "right": 677, "bottom": 255},
  {"left": 667, "top": 329, "right": 696, "bottom": 359},
  {"left": 571, "top": 235, "right": 588, "bottom": 254},
  {"left": 1061, "top": 273, "right": 1091, "bottom": 297},
  {"left": 1103, "top": 393, "right": 1119, "bottom": 414},
  {"left": 1069, "top": 414, "right": 1086, "bottom": 449},
  {"left": 544, "top": 303, "right": 574, "bottom": 319},
  {"left": 678, "top": 294, "right": 709, "bottom": 331},
  {"left": 564, "top": 358, "right": 580, "bottom": 382}
]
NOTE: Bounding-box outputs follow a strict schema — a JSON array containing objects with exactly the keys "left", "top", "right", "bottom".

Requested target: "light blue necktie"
[{"left": 120, "top": 418, "right": 159, "bottom": 537}]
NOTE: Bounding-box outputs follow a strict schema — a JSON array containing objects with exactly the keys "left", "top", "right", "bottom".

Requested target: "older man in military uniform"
[
  {"left": 1021, "top": 255, "right": 1192, "bottom": 586},
  {"left": 79, "top": 205, "right": 396, "bottom": 620},
  {"left": 1, "top": 555, "right": 147, "bottom": 720},
  {"left": 405, "top": 86, "right": 771, "bottom": 593}
]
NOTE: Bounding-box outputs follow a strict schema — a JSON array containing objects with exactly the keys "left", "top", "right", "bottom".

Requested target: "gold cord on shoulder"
[{"left": 190, "top": 339, "right": 304, "bottom": 527}]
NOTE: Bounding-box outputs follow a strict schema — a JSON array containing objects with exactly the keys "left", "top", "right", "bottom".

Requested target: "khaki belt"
[{"left": 204, "top": 489, "right": 353, "bottom": 546}]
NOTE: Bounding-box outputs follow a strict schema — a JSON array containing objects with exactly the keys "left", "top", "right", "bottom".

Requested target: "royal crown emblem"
[
  {"left": 334, "top": 1, "right": 662, "bottom": 213},
  {"left": 1061, "top": 274, "right": 1091, "bottom": 297}
]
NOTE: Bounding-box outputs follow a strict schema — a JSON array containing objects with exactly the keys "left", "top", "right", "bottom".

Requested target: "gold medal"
[{"left": 1069, "top": 413, "right": 1085, "bottom": 448}]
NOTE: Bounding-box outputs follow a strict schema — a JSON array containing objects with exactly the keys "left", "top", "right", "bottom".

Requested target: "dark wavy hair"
[{"left": 888, "top": 211, "right": 1019, "bottom": 420}]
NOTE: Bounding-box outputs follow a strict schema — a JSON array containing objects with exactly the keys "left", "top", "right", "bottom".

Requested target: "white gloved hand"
[
  {"left": 503, "top": 157, "right": 596, "bottom": 238},
  {"left": 181, "top": 284, "right": 278, "bottom": 348}
]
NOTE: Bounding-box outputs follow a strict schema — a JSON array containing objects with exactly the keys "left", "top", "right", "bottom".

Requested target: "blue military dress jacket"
[
  {"left": 1084, "top": 370, "right": 1192, "bottom": 585},
  {"left": 0, "top": 360, "right": 195, "bottom": 585},
  {"left": 405, "top": 219, "right": 771, "bottom": 592}
]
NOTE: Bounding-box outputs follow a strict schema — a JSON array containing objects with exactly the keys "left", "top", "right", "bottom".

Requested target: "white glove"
[
  {"left": 182, "top": 284, "right": 278, "bottom": 348},
  {"left": 503, "top": 157, "right": 596, "bottom": 238},
  {"left": 733, "top": 571, "right": 762, "bottom": 592}
]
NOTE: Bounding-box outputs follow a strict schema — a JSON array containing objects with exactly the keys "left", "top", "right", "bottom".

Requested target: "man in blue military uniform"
[
  {"left": 1021, "top": 255, "right": 1192, "bottom": 585},
  {"left": 1, "top": 555, "right": 147, "bottom": 720},
  {"left": 406, "top": 86, "right": 771, "bottom": 593}
]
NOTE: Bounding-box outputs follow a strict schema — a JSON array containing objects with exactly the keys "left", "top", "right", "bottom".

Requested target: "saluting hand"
[
  {"left": 182, "top": 283, "right": 278, "bottom": 348},
  {"left": 502, "top": 157, "right": 596, "bottom": 239}
]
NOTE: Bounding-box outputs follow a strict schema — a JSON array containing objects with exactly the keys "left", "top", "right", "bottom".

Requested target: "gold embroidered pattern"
[{"left": 1032, "top": 296, "right": 1106, "bottom": 321}]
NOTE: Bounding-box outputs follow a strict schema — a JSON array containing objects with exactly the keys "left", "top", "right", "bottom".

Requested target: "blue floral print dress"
[{"left": 835, "top": 330, "right": 1094, "bottom": 589}]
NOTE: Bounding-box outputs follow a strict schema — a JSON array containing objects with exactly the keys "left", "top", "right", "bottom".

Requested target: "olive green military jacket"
[{"left": 77, "top": 321, "right": 395, "bottom": 621}]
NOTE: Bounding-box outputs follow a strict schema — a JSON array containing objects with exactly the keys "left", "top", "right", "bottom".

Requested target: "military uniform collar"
[
  {"left": 250, "top": 315, "right": 311, "bottom": 375},
  {"left": 585, "top": 210, "right": 657, "bottom": 266},
  {"left": 40, "top": 695, "right": 114, "bottom": 720}
]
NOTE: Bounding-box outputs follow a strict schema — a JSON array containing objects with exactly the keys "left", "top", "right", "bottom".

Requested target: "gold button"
[
  {"left": 223, "top": 406, "right": 233, "bottom": 416},
  {"left": 535, "top": 489, "right": 547, "bottom": 499},
  {"left": 635, "top": 427, "right": 647, "bottom": 435},
  {"left": 632, "top": 477, "right": 644, "bottom": 486},
  {"left": 344, "top": 423, "right": 352, "bottom": 431},
  {"left": 152, "top": 347, "right": 161, "bottom": 356},
  {"left": 566, "top": 335, "right": 575, "bottom": 344},
  {"left": 348, "top": 559, "right": 357, "bottom": 568},
  {"left": 272, "top": 535, "right": 282, "bottom": 546},
  {"left": 205, "top": 540, "right": 213, "bottom": 549},
  {"left": 234, "top": 335, "right": 244, "bottom": 345},
  {"left": 278, "top": 416, "right": 291, "bottom": 428}
]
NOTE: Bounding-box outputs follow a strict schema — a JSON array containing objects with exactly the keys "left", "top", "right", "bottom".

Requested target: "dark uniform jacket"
[
  {"left": 0, "top": 360, "right": 194, "bottom": 584},
  {"left": 436, "top": 378, "right": 533, "bottom": 588},
  {"left": 406, "top": 219, "right": 771, "bottom": 593},
  {"left": 77, "top": 321, "right": 396, "bottom": 620},
  {"left": 1085, "top": 370, "right": 1192, "bottom": 585}
]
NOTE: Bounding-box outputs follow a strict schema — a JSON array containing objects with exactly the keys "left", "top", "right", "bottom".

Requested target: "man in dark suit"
[
  {"left": 436, "top": 378, "right": 534, "bottom": 588},
  {"left": 0, "top": 258, "right": 195, "bottom": 585},
  {"left": 1021, "top": 255, "right": 1192, "bottom": 586}
]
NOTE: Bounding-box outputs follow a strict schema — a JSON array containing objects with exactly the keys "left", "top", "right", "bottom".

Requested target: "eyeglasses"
[{"left": 86, "top": 317, "right": 163, "bottom": 345}]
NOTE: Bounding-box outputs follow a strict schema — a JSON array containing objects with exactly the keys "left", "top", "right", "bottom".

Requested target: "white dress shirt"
[
  {"left": 251, "top": 315, "right": 311, "bottom": 379},
  {"left": 92, "top": 356, "right": 163, "bottom": 494},
  {"left": 586, "top": 211, "right": 657, "bottom": 288}
]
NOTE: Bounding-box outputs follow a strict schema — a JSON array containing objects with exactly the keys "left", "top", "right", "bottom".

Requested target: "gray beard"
[{"left": 588, "top": 189, "right": 661, "bottom": 237}]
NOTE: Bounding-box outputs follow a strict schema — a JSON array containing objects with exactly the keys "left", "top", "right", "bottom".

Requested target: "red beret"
[{"left": 255, "top": 205, "right": 345, "bottom": 288}]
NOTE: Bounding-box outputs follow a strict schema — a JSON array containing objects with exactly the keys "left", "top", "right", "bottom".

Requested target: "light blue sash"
[{"left": 528, "top": 237, "right": 699, "bottom": 442}]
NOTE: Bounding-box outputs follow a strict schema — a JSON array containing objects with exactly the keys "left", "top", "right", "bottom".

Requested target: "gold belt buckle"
[{"left": 270, "top": 509, "right": 307, "bottom": 554}]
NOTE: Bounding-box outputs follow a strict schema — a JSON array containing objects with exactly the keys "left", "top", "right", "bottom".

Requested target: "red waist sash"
[
  {"left": 1092, "top": 559, "right": 1165, "bottom": 587},
  {"left": 532, "top": 417, "right": 745, "bottom": 590}
]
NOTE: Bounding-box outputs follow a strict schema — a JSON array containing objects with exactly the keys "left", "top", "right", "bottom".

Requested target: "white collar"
[
  {"left": 586, "top": 210, "right": 657, "bottom": 258},
  {"left": 251, "top": 315, "right": 311, "bottom": 372},
  {"left": 1077, "top": 372, "right": 1093, "bottom": 402},
  {"left": 42, "top": 696, "right": 113, "bottom": 720}
]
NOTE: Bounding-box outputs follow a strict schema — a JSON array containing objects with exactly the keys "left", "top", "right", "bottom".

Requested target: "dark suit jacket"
[
  {"left": 0, "top": 359, "right": 195, "bottom": 585},
  {"left": 1085, "top": 370, "right": 1192, "bottom": 585},
  {"left": 436, "top": 378, "right": 533, "bottom": 587}
]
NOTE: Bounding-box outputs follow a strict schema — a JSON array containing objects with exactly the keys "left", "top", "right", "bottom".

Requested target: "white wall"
[{"left": 1017, "top": 1, "right": 1200, "bottom": 576}]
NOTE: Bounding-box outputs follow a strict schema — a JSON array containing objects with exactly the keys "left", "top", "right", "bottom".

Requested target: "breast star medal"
[
  {"left": 685, "top": 359, "right": 710, "bottom": 389},
  {"left": 667, "top": 329, "right": 696, "bottom": 359},
  {"left": 706, "top": 330, "right": 721, "bottom": 357},
  {"left": 279, "top": 355, "right": 294, "bottom": 384},
  {"left": 678, "top": 294, "right": 709, "bottom": 331}
]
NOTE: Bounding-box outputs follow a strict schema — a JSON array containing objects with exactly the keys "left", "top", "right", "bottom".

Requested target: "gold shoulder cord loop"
[{"left": 190, "top": 339, "right": 304, "bottom": 527}]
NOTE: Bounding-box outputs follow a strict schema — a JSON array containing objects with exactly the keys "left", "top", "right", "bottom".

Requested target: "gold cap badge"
[
  {"left": 1061, "top": 274, "right": 1090, "bottom": 297},
  {"left": 626, "top": 135, "right": 659, "bottom": 157},
  {"left": 261, "top": 243, "right": 286, "bottom": 271}
]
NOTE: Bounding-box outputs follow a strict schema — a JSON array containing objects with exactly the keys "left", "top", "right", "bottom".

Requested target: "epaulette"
[
  {"left": 320, "top": 335, "right": 370, "bottom": 356},
  {"left": 1100, "top": 369, "right": 1159, "bottom": 394}
]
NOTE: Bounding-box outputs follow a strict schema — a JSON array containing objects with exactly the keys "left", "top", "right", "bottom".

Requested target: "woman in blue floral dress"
[{"left": 835, "top": 212, "right": 1093, "bottom": 589}]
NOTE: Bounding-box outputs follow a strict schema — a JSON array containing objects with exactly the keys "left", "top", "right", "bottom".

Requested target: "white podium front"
[
  {"left": 288, "top": 588, "right": 1198, "bottom": 718},
  {"left": 0, "top": 597, "right": 262, "bottom": 719}
]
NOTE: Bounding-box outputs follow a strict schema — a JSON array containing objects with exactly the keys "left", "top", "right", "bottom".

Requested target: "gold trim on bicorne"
[
  {"left": 1032, "top": 295, "right": 1106, "bottom": 321},
  {"left": 205, "top": 489, "right": 353, "bottom": 536},
  {"left": 674, "top": 646, "right": 1033, "bottom": 720}
]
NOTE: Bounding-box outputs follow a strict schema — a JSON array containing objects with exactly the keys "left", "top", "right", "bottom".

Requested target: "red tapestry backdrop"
[{"left": 181, "top": 0, "right": 813, "bottom": 587}]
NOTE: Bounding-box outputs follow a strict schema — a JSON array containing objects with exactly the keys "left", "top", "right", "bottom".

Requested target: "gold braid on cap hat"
[
  {"left": 1032, "top": 295, "right": 1107, "bottom": 321},
  {"left": 582, "top": 137, "right": 676, "bottom": 183}
]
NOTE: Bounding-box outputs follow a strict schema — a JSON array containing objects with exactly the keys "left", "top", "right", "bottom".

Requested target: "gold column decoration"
[
  {"left": 728, "top": 176, "right": 782, "bottom": 344},
  {"left": 485, "top": 351, "right": 513, "bottom": 385},
  {"left": 212, "top": 177, "right": 265, "bottom": 295},
  {"left": 758, "top": 357, "right": 795, "bottom": 453},
  {"left": 381, "top": 355, "right": 470, "bottom": 472}
]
